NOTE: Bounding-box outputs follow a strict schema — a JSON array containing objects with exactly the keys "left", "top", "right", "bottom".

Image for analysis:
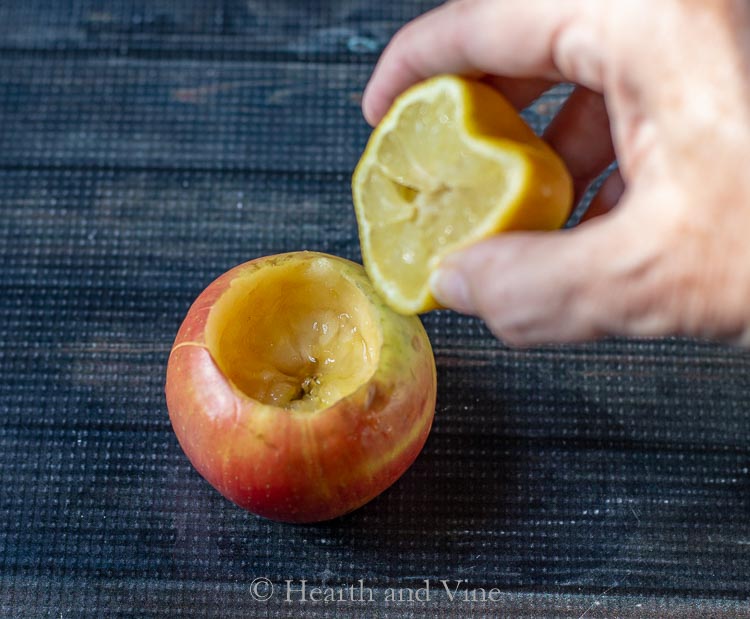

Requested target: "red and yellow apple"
[{"left": 165, "top": 251, "right": 437, "bottom": 522}]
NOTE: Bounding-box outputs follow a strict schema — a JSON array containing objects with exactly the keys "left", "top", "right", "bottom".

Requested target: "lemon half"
[{"left": 352, "top": 75, "right": 573, "bottom": 314}]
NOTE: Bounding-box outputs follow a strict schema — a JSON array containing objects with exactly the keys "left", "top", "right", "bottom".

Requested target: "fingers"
[
  {"left": 542, "top": 87, "right": 615, "bottom": 203},
  {"left": 430, "top": 178, "right": 750, "bottom": 346},
  {"left": 430, "top": 227, "right": 608, "bottom": 344},
  {"left": 428, "top": 208, "right": 667, "bottom": 345},
  {"left": 580, "top": 168, "right": 624, "bottom": 222},
  {"left": 363, "top": 0, "right": 604, "bottom": 125},
  {"left": 480, "top": 76, "right": 557, "bottom": 111}
]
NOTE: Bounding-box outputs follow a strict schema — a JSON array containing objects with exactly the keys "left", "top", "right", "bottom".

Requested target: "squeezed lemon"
[{"left": 352, "top": 75, "right": 573, "bottom": 314}]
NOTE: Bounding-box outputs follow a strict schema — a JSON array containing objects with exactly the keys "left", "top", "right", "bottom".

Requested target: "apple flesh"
[{"left": 165, "top": 251, "right": 437, "bottom": 522}]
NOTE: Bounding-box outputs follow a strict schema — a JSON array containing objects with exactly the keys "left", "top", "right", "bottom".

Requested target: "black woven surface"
[{"left": 2, "top": 2, "right": 750, "bottom": 617}]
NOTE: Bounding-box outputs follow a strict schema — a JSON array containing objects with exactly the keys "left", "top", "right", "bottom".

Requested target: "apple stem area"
[{"left": 204, "top": 256, "right": 382, "bottom": 412}]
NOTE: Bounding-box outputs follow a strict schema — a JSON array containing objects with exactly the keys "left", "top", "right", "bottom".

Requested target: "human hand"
[{"left": 362, "top": 0, "right": 750, "bottom": 346}]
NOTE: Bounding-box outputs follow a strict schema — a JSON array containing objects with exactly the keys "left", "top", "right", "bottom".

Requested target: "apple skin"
[{"left": 165, "top": 251, "right": 437, "bottom": 523}]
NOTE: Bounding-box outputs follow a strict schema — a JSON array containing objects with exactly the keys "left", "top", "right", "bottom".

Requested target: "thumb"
[{"left": 428, "top": 213, "right": 659, "bottom": 345}]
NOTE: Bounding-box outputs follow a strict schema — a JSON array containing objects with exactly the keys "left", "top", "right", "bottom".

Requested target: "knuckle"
[
  {"left": 550, "top": 1, "right": 605, "bottom": 84},
  {"left": 388, "top": 20, "right": 416, "bottom": 53}
]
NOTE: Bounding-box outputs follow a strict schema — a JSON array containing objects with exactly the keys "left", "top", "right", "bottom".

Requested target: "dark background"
[{"left": 1, "top": 1, "right": 749, "bottom": 617}]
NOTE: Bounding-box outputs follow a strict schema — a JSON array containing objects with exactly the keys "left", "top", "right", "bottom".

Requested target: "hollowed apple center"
[{"left": 206, "top": 257, "right": 382, "bottom": 411}]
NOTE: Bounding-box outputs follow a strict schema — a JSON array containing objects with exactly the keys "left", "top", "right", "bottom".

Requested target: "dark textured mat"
[{"left": 1, "top": 2, "right": 750, "bottom": 617}]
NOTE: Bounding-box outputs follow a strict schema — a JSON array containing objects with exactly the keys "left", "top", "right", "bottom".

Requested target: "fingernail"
[{"left": 430, "top": 266, "right": 473, "bottom": 313}]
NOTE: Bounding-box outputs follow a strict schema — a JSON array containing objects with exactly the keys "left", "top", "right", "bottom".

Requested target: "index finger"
[{"left": 362, "top": 0, "right": 602, "bottom": 125}]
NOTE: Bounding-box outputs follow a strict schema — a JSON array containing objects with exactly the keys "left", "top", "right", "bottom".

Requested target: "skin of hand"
[{"left": 362, "top": 0, "right": 750, "bottom": 347}]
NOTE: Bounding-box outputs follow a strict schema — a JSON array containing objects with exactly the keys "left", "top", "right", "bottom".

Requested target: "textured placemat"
[{"left": 1, "top": 2, "right": 750, "bottom": 617}]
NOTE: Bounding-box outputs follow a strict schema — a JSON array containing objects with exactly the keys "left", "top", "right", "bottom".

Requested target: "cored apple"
[{"left": 165, "top": 251, "right": 437, "bottom": 522}]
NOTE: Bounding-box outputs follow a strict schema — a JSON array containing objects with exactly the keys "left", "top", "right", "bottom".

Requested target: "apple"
[{"left": 165, "top": 251, "right": 437, "bottom": 522}]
